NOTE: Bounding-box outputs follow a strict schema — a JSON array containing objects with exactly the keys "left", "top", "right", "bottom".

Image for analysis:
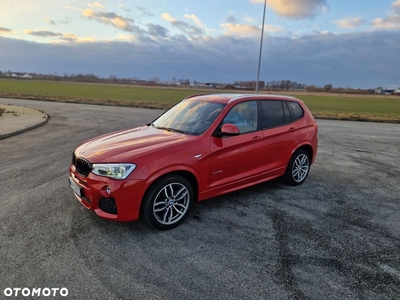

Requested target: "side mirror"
[{"left": 220, "top": 124, "right": 240, "bottom": 136}]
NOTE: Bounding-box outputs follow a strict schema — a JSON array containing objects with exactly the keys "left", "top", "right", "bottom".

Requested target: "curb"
[{"left": 0, "top": 106, "right": 50, "bottom": 140}]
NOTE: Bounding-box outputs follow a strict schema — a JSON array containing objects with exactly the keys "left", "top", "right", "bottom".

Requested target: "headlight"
[{"left": 91, "top": 163, "right": 136, "bottom": 180}]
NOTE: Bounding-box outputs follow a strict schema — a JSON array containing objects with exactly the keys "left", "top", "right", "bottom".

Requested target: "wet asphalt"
[{"left": 0, "top": 99, "right": 399, "bottom": 300}]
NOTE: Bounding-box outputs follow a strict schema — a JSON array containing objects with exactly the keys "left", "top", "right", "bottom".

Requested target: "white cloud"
[
  {"left": 88, "top": 2, "right": 104, "bottom": 9},
  {"left": 335, "top": 17, "right": 365, "bottom": 29},
  {"left": 0, "top": 27, "right": 12, "bottom": 34},
  {"left": 161, "top": 13, "right": 204, "bottom": 37},
  {"left": 44, "top": 17, "right": 56, "bottom": 25},
  {"left": 82, "top": 9, "right": 140, "bottom": 33},
  {"left": 22, "top": 29, "right": 98, "bottom": 43},
  {"left": 372, "top": 16, "right": 400, "bottom": 29},
  {"left": 220, "top": 23, "right": 260, "bottom": 37},
  {"left": 244, "top": 15, "right": 254, "bottom": 24},
  {"left": 264, "top": 24, "right": 284, "bottom": 32},
  {"left": 24, "top": 29, "right": 63, "bottom": 37},
  {"left": 64, "top": 6, "right": 81, "bottom": 11},
  {"left": 184, "top": 14, "right": 203, "bottom": 27},
  {"left": 116, "top": 33, "right": 136, "bottom": 42},
  {"left": 372, "top": 1, "right": 400, "bottom": 30},
  {"left": 161, "top": 12, "right": 175, "bottom": 23},
  {"left": 250, "top": 0, "right": 328, "bottom": 19},
  {"left": 220, "top": 22, "right": 283, "bottom": 37},
  {"left": 393, "top": 0, "right": 400, "bottom": 13}
]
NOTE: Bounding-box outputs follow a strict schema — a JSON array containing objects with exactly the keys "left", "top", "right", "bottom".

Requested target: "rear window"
[{"left": 287, "top": 101, "right": 304, "bottom": 121}]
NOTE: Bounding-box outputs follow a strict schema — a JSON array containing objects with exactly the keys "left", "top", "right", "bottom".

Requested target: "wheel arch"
[
  {"left": 138, "top": 169, "right": 199, "bottom": 216},
  {"left": 169, "top": 170, "right": 199, "bottom": 201},
  {"left": 284, "top": 146, "right": 312, "bottom": 186},
  {"left": 283, "top": 143, "right": 314, "bottom": 180},
  {"left": 296, "top": 143, "right": 314, "bottom": 164},
  {"left": 139, "top": 170, "right": 199, "bottom": 229}
]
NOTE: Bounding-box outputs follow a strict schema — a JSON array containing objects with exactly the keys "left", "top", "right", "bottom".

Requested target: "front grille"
[
  {"left": 99, "top": 197, "right": 118, "bottom": 215},
  {"left": 73, "top": 154, "right": 92, "bottom": 177}
]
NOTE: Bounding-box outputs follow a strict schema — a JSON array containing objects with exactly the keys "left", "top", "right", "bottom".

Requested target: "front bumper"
[{"left": 69, "top": 165, "right": 146, "bottom": 221}]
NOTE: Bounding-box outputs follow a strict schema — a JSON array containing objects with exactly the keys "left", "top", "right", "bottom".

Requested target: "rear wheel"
[
  {"left": 284, "top": 149, "right": 310, "bottom": 185},
  {"left": 141, "top": 175, "right": 193, "bottom": 230}
]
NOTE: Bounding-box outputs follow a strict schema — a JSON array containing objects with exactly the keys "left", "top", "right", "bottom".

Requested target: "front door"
[{"left": 209, "top": 101, "right": 263, "bottom": 194}]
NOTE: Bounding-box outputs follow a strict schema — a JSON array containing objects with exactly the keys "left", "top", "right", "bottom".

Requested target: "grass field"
[
  {"left": 0, "top": 79, "right": 196, "bottom": 109},
  {"left": 290, "top": 94, "right": 400, "bottom": 122},
  {"left": 1, "top": 79, "right": 399, "bottom": 123}
]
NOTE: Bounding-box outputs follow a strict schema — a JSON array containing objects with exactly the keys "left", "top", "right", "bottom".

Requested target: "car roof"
[{"left": 185, "top": 93, "right": 299, "bottom": 104}]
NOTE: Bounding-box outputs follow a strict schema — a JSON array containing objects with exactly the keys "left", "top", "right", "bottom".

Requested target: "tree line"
[{"left": 1, "top": 70, "right": 376, "bottom": 94}]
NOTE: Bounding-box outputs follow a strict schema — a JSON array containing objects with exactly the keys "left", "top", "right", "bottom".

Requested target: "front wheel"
[
  {"left": 141, "top": 175, "right": 194, "bottom": 230},
  {"left": 284, "top": 149, "right": 310, "bottom": 185}
]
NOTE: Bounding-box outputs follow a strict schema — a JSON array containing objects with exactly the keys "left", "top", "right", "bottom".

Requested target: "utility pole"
[{"left": 255, "top": 0, "right": 267, "bottom": 94}]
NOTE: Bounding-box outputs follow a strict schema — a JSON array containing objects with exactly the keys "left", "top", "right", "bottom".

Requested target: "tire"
[
  {"left": 284, "top": 149, "right": 310, "bottom": 186},
  {"left": 141, "top": 175, "right": 194, "bottom": 230}
]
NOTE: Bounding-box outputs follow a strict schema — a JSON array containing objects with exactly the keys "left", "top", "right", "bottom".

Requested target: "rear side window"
[
  {"left": 287, "top": 101, "right": 304, "bottom": 121},
  {"left": 282, "top": 102, "right": 293, "bottom": 124},
  {"left": 261, "top": 100, "right": 291, "bottom": 129}
]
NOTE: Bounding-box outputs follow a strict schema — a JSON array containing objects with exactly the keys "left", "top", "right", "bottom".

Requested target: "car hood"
[{"left": 75, "top": 125, "right": 196, "bottom": 163}]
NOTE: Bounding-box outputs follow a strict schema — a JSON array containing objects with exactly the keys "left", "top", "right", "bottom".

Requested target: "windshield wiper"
[{"left": 155, "top": 126, "right": 185, "bottom": 134}]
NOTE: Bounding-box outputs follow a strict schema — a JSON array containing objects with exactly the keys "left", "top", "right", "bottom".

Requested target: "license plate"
[{"left": 69, "top": 177, "right": 82, "bottom": 197}]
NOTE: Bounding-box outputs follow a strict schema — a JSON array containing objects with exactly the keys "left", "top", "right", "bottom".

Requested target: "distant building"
[
  {"left": 375, "top": 87, "right": 396, "bottom": 95},
  {"left": 375, "top": 87, "right": 382, "bottom": 94},
  {"left": 204, "top": 83, "right": 217, "bottom": 88},
  {"left": 383, "top": 89, "right": 395, "bottom": 95},
  {"left": 7, "top": 72, "right": 33, "bottom": 79},
  {"left": 236, "top": 81, "right": 265, "bottom": 89}
]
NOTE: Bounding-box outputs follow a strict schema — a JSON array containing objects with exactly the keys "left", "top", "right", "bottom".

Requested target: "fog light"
[{"left": 106, "top": 187, "right": 111, "bottom": 195}]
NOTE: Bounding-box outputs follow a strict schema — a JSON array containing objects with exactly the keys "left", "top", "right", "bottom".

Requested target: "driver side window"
[{"left": 223, "top": 101, "right": 258, "bottom": 134}]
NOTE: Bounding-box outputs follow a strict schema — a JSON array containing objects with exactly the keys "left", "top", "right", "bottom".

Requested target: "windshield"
[{"left": 152, "top": 100, "right": 225, "bottom": 135}]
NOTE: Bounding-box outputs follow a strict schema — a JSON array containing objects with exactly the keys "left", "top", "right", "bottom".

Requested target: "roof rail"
[
  {"left": 227, "top": 93, "right": 297, "bottom": 103},
  {"left": 228, "top": 94, "right": 249, "bottom": 103},
  {"left": 184, "top": 93, "right": 209, "bottom": 100}
]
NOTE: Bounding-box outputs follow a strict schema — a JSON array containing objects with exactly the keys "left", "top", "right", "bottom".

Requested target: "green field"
[
  {"left": 1, "top": 79, "right": 400, "bottom": 123},
  {"left": 291, "top": 94, "right": 400, "bottom": 122},
  {"left": 0, "top": 79, "right": 197, "bottom": 109}
]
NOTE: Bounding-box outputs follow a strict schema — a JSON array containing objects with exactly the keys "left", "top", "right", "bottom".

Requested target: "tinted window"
[
  {"left": 223, "top": 101, "right": 258, "bottom": 134},
  {"left": 261, "top": 100, "right": 285, "bottom": 129},
  {"left": 287, "top": 101, "right": 304, "bottom": 121},
  {"left": 282, "top": 101, "right": 293, "bottom": 124}
]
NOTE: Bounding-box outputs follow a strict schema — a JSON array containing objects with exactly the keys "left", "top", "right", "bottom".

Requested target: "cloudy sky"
[{"left": 1, "top": 0, "right": 400, "bottom": 88}]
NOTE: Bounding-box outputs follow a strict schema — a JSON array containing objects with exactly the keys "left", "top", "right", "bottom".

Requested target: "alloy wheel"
[{"left": 153, "top": 182, "right": 190, "bottom": 225}]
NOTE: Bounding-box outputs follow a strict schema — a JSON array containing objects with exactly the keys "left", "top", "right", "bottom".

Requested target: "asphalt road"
[{"left": 0, "top": 99, "right": 399, "bottom": 300}]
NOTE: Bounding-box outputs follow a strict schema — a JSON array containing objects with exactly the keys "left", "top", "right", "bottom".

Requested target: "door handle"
[
  {"left": 252, "top": 136, "right": 262, "bottom": 140},
  {"left": 289, "top": 127, "right": 297, "bottom": 132}
]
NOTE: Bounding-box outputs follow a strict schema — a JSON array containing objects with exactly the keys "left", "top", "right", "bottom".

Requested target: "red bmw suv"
[{"left": 69, "top": 94, "right": 318, "bottom": 229}]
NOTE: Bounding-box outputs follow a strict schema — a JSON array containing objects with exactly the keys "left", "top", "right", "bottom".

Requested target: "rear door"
[{"left": 260, "top": 100, "right": 300, "bottom": 176}]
